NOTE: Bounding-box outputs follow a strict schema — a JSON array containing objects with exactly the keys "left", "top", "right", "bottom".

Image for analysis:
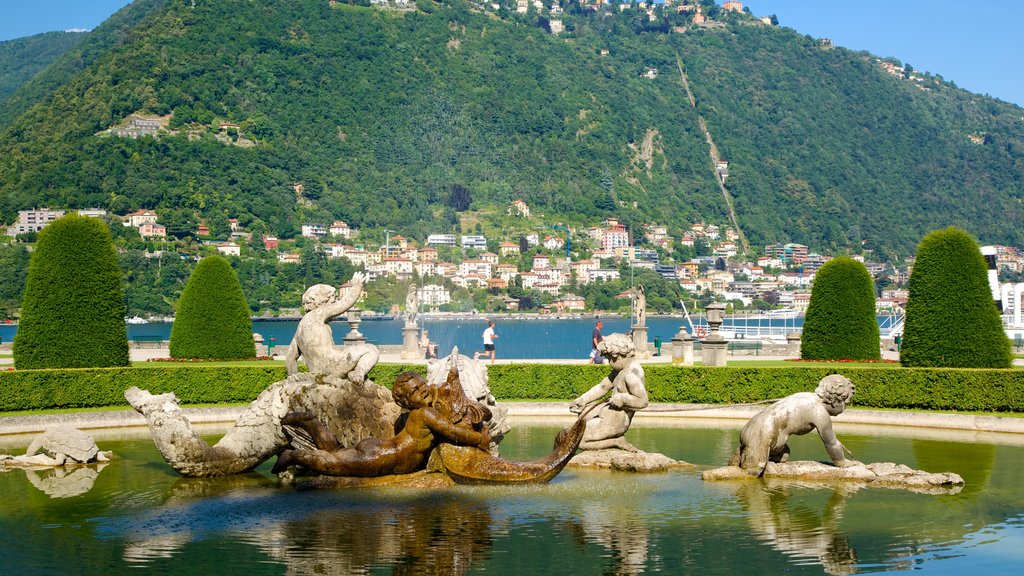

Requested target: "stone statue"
[
  {"left": 632, "top": 285, "right": 646, "bottom": 328},
  {"left": 569, "top": 333, "right": 648, "bottom": 451},
  {"left": 728, "top": 375, "right": 859, "bottom": 475},
  {"left": 0, "top": 426, "right": 111, "bottom": 467},
  {"left": 125, "top": 272, "right": 402, "bottom": 478},
  {"left": 405, "top": 285, "right": 419, "bottom": 326},
  {"left": 286, "top": 272, "right": 378, "bottom": 383},
  {"left": 272, "top": 370, "right": 492, "bottom": 477},
  {"left": 427, "top": 347, "right": 510, "bottom": 452}
]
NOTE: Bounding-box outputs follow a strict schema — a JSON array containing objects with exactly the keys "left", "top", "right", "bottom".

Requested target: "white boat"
[
  {"left": 125, "top": 316, "right": 149, "bottom": 324},
  {"left": 765, "top": 308, "right": 798, "bottom": 319}
]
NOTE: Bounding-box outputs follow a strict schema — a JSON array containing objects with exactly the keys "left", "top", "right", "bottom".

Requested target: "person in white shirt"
[{"left": 473, "top": 320, "right": 498, "bottom": 364}]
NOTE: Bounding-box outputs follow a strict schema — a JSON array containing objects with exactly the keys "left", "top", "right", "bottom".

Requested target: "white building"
[
  {"left": 418, "top": 284, "right": 451, "bottom": 307},
  {"left": 426, "top": 233, "right": 457, "bottom": 247},
  {"left": 461, "top": 235, "right": 487, "bottom": 250},
  {"left": 7, "top": 208, "right": 66, "bottom": 237},
  {"left": 216, "top": 242, "right": 241, "bottom": 257}
]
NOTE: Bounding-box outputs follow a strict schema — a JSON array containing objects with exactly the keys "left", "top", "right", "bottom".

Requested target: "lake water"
[
  {"left": 0, "top": 315, "right": 809, "bottom": 360},
  {"left": 1, "top": 419, "right": 1021, "bottom": 574}
]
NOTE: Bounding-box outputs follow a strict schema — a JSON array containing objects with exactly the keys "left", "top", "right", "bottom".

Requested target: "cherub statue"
[
  {"left": 729, "top": 374, "right": 860, "bottom": 475},
  {"left": 569, "top": 333, "right": 648, "bottom": 451},
  {"left": 286, "top": 271, "right": 379, "bottom": 384},
  {"left": 273, "top": 369, "right": 492, "bottom": 477}
]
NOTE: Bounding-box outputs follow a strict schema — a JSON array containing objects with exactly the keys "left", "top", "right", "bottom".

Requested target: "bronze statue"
[
  {"left": 729, "top": 374, "right": 859, "bottom": 475},
  {"left": 273, "top": 369, "right": 492, "bottom": 477}
]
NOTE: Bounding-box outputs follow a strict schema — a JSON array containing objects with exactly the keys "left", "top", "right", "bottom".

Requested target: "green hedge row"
[{"left": 2, "top": 364, "right": 1023, "bottom": 413}]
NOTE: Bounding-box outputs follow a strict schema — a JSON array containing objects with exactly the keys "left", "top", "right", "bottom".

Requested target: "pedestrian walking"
[{"left": 589, "top": 320, "right": 604, "bottom": 364}]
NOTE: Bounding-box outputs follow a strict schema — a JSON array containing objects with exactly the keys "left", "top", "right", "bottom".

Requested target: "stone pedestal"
[
  {"left": 343, "top": 309, "right": 366, "bottom": 346},
  {"left": 787, "top": 331, "right": 802, "bottom": 358},
  {"left": 401, "top": 323, "right": 420, "bottom": 359},
  {"left": 671, "top": 328, "right": 694, "bottom": 366},
  {"left": 702, "top": 337, "right": 728, "bottom": 366},
  {"left": 631, "top": 326, "right": 651, "bottom": 358}
]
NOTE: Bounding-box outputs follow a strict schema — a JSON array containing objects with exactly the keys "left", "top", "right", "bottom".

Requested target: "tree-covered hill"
[
  {"left": 0, "top": 0, "right": 1021, "bottom": 260},
  {"left": 0, "top": 32, "right": 86, "bottom": 104}
]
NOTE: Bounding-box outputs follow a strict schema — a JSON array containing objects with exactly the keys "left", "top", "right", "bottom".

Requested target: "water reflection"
[
  {"left": 736, "top": 481, "right": 858, "bottom": 575},
  {"left": 22, "top": 462, "right": 108, "bottom": 498},
  {"left": 565, "top": 505, "right": 650, "bottom": 575}
]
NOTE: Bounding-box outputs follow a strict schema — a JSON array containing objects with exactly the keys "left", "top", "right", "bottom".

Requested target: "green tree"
[
  {"left": 14, "top": 214, "right": 129, "bottom": 368},
  {"left": 800, "top": 256, "right": 880, "bottom": 360},
  {"left": 169, "top": 255, "right": 256, "bottom": 359},
  {"left": 900, "top": 227, "right": 1012, "bottom": 368}
]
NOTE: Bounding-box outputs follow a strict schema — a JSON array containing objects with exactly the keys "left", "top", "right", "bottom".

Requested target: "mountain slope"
[
  {"left": 0, "top": 32, "right": 86, "bottom": 103},
  {"left": 0, "top": 0, "right": 1021, "bottom": 259}
]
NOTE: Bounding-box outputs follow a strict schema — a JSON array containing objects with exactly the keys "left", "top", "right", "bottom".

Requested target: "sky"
[{"left": 0, "top": 0, "right": 1022, "bottom": 107}]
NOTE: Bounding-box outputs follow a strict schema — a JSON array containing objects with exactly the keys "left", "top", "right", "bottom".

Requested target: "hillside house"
[
  {"left": 110, "top": 114, "right": 164, "bottom": 138},
  {"left": 216, "top": 242, "right": 241, "bottom": 257},
  {"left": 533, "top": 254, "right": 551, "bottom": 270},
  {"left": 722, "top": 1, "right": 742, "bottom": 12},
  {"left": 125, "top": 209, "right": 159, "bottom": 228},
  {"left": 554, "top": 294, "right": 586, "bottom": 313},
  {"left": 499, "top": 241, "right": 521, "bottom": 257},
  {"left": 301, "top": 223, "right": 327, "bottom": 238},
  {"left": 415, "top": 261, "right": 438, "bottom": 278},
  {"left": 508, "top": 199, "right": 531, "bottom": 218},
  {"left": 196, "top": 223, "right": 210, "bottom": 236},
  {"left": 496, "top": 263, "right": 519, "bottom": 282},
  {"left": 330, "top": 221, "right": 352, "bottom": 238},
  {"left": 460, "top": 235, "right": 487, "bottom": 251},
  {"left": 427, "top": 233, "right": 457, "bottom": 247},
  {"left": 459, "top": 259, "right": 492, "bottom": 278},
  {"left": 6, "top": 208, "right": 66, "bottom": 237},
  {"left": 571, "top": 259, "right": 598, "bottom": 284},
  {"left": 263, "top": 236, "right": 279, "bottom": 250},
  {"left": 525, "top": 232, "right": 540, "bottom": 246},
  {"left": 138, "top": 222, "right": 166, "bottom": 239},
  {"left": 419, "top": 247, "right": 438, "bottom": 261},
  {"left": 543, "top": 235, "right": 564, "bottom": 251},
  {"left": 419, "top": 284, "right": 451, "bottom": 308},
  {"left": 278, "top": 253, "right": 301, "bottom": 264},
  {"left": 481, "top": 252, "right": 499, "bottom": 265}
]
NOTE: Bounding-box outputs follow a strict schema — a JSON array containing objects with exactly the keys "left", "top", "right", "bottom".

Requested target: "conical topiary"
[
  {"left": 801, "top": 256, "right": 881, "bottom": 361},
  {"left": 14, "top": 214, "right": 129, "bottom": 368},
  {"left": 169, "top": 255, "right": 256, "bottom": 359},
  {"left": 901, "top": 227, "right": 1012, "bottom": 368}
]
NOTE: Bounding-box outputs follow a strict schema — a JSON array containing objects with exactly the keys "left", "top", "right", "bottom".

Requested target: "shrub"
[
  {"left": 3, "top": 364, "right": 1024, "bottom": 413},
  {"left": 800, "top": 256, "right": 880, "bottom": 360},
  {"left": 901, "top": 227, "right": 1012, "bottom": 368},
  {"left": 170, "top": 255, "right": 256, "bottom": 359},
  {"left": 13, "top": 214, "right": 128, "bottom": 368}
]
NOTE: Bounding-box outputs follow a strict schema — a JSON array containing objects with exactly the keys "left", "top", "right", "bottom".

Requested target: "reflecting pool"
[{"left": 1, "top": 418, "right": 1022, "bottom": 575}]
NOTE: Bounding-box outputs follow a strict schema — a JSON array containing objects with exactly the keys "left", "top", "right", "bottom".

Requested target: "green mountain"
[
  {"left": 0, "top": 32, "right": 86, "bottom": 103},
  {"left": 0, "top": 0, "right": 1021, "bottom": 260}
]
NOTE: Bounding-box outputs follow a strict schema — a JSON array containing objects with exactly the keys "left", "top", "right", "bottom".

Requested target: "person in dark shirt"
[{"left": 589, "top": 320, "right": 604, "bottom": 364}]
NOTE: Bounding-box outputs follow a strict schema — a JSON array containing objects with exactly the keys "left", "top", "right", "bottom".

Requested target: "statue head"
[
  {"left": 392, "top": 372, "right": 434, "bottom": 410},
  {"left": 815, "top": 375, "right": 855, "bottom": 415},
  {"left": 302, "top": 284, "right": 336, "bottom": 311},
  {"left": 597, "top": 333, "right": 635, "bottom": 360}
]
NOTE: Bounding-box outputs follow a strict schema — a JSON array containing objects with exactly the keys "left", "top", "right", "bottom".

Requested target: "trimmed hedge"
[
  {"left": 800, "top": 256, "right": 880, "bottom": 361},
  {"left": 170, "top": 255, "right": 256, "bottom": 360},
  {"left": 2, "top": 363, "right": 1023, "bottom": 413},
  {"left": 14, "top": 214, "right": 129, "bottom": 369},
  {"left": 901, "top": 227, "right": 1012, "bottom": 368}
]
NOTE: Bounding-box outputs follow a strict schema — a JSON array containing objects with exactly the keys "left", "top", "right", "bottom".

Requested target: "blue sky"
[{"left": 1, "top": 1, "right": 1022, "bottom": 107}]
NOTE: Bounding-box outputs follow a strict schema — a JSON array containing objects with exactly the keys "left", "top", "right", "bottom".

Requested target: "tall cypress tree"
[
  {"left": 901, "top": 227, "right": 1012, "bottom": 368},
  {"left": 801, "top": 256, "right": 881, "bottom": 360},
  {"left": 14, "top": 214, "right": 129, "bottom": 368},
  {"left": 170, "top": 255, "right": 256, "bottom": 359}
]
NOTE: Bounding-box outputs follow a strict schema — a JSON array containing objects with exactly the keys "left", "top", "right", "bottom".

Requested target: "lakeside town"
[{"left": 8, "top": 200, "right": 1024, "bottom": 324}]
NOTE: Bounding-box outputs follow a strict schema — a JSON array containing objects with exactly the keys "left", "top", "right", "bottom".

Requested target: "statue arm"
[
  {"left": 322, "top": 272, "right": 366, "bottom": 319},
  {"left": 420, "top": 408, "right": 491, "bottom": 450},
  {"left": 285, "top": 339, "right": 300, "bottom": 375},
  {"left": 571, "top": 376, "right": 614, "bottom": 411},
  {"left": 813, "top": 408, "right": 853, "bottom": 466}
]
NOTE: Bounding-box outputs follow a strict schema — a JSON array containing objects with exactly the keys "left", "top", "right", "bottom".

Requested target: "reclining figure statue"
[{"left": 125, "top": 272, "right": 400, "bottom": 477}]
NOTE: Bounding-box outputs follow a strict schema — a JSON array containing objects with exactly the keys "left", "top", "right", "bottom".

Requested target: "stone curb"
[{"left": 1, "top": 403, "right": 1022, "bottom": 435}]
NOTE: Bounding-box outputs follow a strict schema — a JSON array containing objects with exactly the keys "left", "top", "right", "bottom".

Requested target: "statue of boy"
[
  {"left": 569, "top": 333, "right": 648, "bottom": 451},
  {"left": 730, "top": 374, "right": 860, "bottom": 474},
  {"left": 286, "top": 271, "right": 379, "bottom": 384}
]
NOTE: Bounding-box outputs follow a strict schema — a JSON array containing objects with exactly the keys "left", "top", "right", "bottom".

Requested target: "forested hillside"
[
  {"left": 0, "top": 0, "right": 1022, "bottom": 260},
  {"left": 0, "top": 32, "right": 86, "bottom": 103}
]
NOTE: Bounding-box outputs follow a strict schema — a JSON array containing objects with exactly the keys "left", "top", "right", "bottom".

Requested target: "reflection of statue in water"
[
  {"left": 730, "top": 375, "right": 859, "bottom": 475},
  {"left": 126, "top": 271, "right": 401, "bottom": 477},
  {"left": 286, "top": 271, "right": 378, "bottom": 383},
  {"left": 405, "top": 284, "right": 419, "bottom": 326},
  {"left": 273, "top": 370, "right": 492, "bottom": 476},
  {"left": 632, "top": 285, "right": 646, "bottom": 328},
  {"left": 569, "top": 333, "right": 648, "bottom": 451},
  {"left": 736, "top": 481, "right": 858, "bottom": 576}
]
